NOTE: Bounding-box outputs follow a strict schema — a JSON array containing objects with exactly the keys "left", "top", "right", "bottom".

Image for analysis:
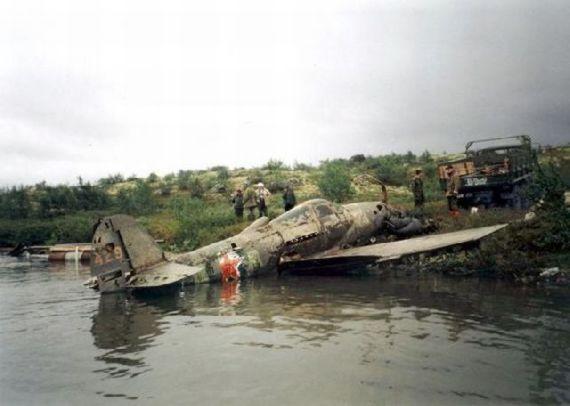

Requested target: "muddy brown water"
[{"left": 0, "top": 256, "right": 569, "bottom": 405}]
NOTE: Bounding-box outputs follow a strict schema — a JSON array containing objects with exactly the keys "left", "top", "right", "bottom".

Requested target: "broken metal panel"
[
  {"left": 90, "top": 214, "right": 167, "bottom": 292},
  {"left": 306, "top": 224, "right": 507, "bottom": 262},
  {"left": 126, "top": 262, "right": 204, "bottom": 288},
  {"left": 91, "top": 217, "right": 131, "bottom": 277},
  {"left": 110, "top": 216, "right": 163, "bottom": 270},
  {"left": 339, "top": 202, "right": 382, "bottom": 247}
]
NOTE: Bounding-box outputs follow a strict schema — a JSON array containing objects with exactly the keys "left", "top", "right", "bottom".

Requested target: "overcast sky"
[{"left": 0, "top": 0, "right": 569, "bottom": 186}]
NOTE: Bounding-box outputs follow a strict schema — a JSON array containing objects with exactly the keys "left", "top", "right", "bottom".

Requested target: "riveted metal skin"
[
  {"left": 87, "top": 199, "right": 505, "bottom": 293},
  {"left": 90, "top": 215, "right": 166, "bottom": 293}
]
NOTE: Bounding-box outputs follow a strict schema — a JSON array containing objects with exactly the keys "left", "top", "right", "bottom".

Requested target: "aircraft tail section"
[{"left": 89, "top": 215, "right": 166, "bottom": 292}]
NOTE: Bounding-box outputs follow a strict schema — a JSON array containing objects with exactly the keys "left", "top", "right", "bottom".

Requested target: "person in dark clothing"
[
  {"left": 231, "top": 189, "right": 244, "bottom": 219},
  {"left": 282, "top": 184, "right": 296, "bottom": 212},
  {"left": 410, "top": 169, "right": 425, "bottom": 209}
]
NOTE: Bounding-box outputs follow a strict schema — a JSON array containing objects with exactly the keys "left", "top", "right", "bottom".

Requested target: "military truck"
[{"left": 438, "top": 135, "right": 536, "bottom": 209}]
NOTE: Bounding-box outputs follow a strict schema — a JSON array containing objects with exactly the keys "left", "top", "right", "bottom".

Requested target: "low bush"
[
  {"left": 168, "top": 197, "right": 241, "bottom": 250},
  {"left": 117, "top": 181, "right": 158, "bottom": 215},
  {"left": 0, "top": 213, "right": 100, "bottom": 246},
  {"left": 318, "top": 161, "right": 354, "bottom": 202}
]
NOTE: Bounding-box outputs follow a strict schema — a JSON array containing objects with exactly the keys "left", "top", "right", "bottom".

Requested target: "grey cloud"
[
  {"left": 0, "top": 69, "right": 117, "bottom": 142},
  {"left": 0, "top": 0, "right": 569, "bottom": 187}
]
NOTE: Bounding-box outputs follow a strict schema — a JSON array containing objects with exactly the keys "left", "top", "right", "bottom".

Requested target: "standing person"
[
  {"left": 282, "top": 184, "right": 296, "bottom": 212},
  {"left": 445, "top": 165, "right": 460, "bottom": 216},
  {"left": 231, "top": 189, "right": 244, "bottom": 219},
  {"left": 256, "top": 182, "right": 271, "bottom": 218},
  {"left": 243, "top": 183, "right": 257, "bottom": 220},
  {"left": 410, "top": 169, "right": 425, "bottom": 210}
]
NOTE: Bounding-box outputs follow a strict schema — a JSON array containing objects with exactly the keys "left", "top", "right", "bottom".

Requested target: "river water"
[{"left": 0, "top": 256, "right": 568, "bottom": 405}]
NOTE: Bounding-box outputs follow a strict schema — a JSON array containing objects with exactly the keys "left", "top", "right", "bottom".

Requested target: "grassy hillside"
[{"left": 0, "top": 146, "right": 568, "bottom": 253}]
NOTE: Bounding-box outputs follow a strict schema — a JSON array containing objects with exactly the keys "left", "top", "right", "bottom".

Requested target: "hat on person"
[
  {"left": 446, "top": 164, "right": 454, "bottom": 170},
  {"left": 257, "top": 182, "right": 264, "bottom": 187}
]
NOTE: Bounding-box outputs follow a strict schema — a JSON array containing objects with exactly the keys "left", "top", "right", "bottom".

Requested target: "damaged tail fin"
[{"left": 90, "top": 215, "right": 165, "bottom": 292}]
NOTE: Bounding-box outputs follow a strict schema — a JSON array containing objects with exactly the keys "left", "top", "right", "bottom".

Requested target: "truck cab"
[{"left": 439, "top": 135, "right": 536, "bottom": 209}]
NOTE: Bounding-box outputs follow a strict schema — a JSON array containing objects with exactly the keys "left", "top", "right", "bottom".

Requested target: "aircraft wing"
[
  {"left": 279, "top": 224, "right": 507, "bottom": 273},
  {"left": 126, "top": 262, "right": 204, "bottom": 289}
]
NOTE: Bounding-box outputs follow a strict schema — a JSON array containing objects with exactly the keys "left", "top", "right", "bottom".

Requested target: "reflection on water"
[{"left": 1, "top": 256, "right": 569, "bottom": 404}]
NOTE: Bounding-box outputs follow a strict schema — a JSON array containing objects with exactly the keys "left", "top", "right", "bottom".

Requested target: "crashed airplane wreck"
[{"left": 85, "top": 199, "right": 506, "bottom": 293}]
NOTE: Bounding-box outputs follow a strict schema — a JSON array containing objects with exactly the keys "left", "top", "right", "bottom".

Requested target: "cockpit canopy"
[{"left": 269, "top": 199, "right": 341, "bottom": 227}]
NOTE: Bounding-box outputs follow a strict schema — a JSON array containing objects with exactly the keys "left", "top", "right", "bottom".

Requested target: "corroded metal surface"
[
  {"left": 302, "top": 224, "right": 507, "bottom": 262},
  {"left": 87, "top": 199, "right": 505, "bottom": 293},
  {"left": 109, "top": 215, "right": 164, "bottom": 269},
  {"left": 127, "top": 262, "right": 203, "bottom": 288},
  {"left": 90, "top": 215, "right": 169, "bottom": 292}
]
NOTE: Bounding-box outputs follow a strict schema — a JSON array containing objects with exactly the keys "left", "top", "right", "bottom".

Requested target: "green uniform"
[
  {"left": 232, "top": 192, "right": 244, "bottom": 218},
  {"left": 411, "top": 175, "right": 424, "bottom": 208},
  {"left": 446, "top": 174, "right": 460, "bottom": 212},
  {"left": 244, "top": 187, "right": 257, "bottom": 220}
]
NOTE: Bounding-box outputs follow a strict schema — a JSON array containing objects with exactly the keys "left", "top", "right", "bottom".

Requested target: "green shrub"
[
  {"left": 362, "top": 155, "right": 408, "bottom": 186},
  {"left": 293, "top": 161, "right": 314, "bottom": 171},
  {"left": 263, "top": 159, "right": 287, "bottom": 171},
  {"left": 214, "top": 166, "right": 230, "bottom": 181},
  {"left": 177, "top": 170, "right": 193, "bottom": 190},
  {"left": 158, "top": 183, "right": 172, "bottom": 196},
  {"left": 117, "top": 181, "right": 158, "bottom": 215},
  {"left": 529, "top": 163, "right": 566, "bottom": 211},
  {"left": 419, "top": 150, "right": 433, "bottom": 163},
  {"left": 525, "top": 164, "right": 570, "bottom": 251},
  {"left": 97, "top": 173, "right": 124, "bottom": 188},
  {"left": 163, "top": 173, "right": 176, "bottom": 185},
  {"left": 146, "top": 172, "right": 159, "bottom": 184},
  {"left": 169, "top": 197, "right": 237, "bottom": 250},
  {"left": 0, "top": 213, "right": 98, "bottom": 246},
  {"left": 349, "top": 154, "right": 366, "bottom": 163},
  {"left": 0, "top": 186, "right": 32, "bottom": 219},
  {"left": 318, "top": 161, "right": 354, "bottom": 202},
  {"left": 246, "top": 169, "right": 264, "bottom": 185},
  {"left": 190, "top": 177, "right": 205, "bottom": 198},
  {"left": 404, "top": 151, "right": 417, "bottom": 164},
  {"left": 46, "top": 215, "right": 95, "bottom": 244}
]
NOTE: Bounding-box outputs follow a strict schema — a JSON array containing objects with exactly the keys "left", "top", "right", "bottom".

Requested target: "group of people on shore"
[
  {"left": 410, "top": 166, "right": 461, "bottom": 216},
  {"left": 231, "top": 167, "right": 460, "bottom": 222},
  {"left": 231, "top": 182, "right": 296, "bottom": 220}
]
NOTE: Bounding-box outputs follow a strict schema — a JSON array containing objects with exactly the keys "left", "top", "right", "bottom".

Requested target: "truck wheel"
[
  {"left": 511, "top": 185, "right": 529, "bottom": 210},
  {"left": 520, "top": 190, "right": 530, "bottom": 210}
]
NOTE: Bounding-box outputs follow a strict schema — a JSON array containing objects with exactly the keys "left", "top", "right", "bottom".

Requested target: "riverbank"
[
  {"left": 413, "top": 196, "right": 570, "bottom": 284},
  {"left": 1, "top": 146, "right": 568, "bottom": 283}
]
